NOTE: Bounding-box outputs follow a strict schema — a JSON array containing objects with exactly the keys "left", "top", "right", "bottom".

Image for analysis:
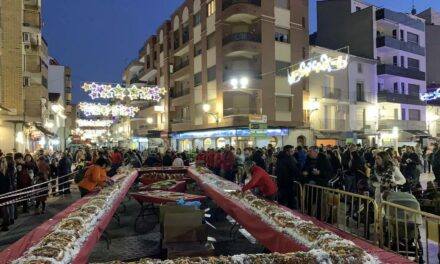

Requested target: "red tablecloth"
[
  {"left": 0, "top": 170, "right": 138, "bottom": 264},
  {"left": 131, "top": 190, "right": 207, "bottom": 204},
  {"left": 187, "top": 168, "right": 414, "bottom": 264},
  {"left": 140, "top": 181, "right": 187, "bottom": 193}
]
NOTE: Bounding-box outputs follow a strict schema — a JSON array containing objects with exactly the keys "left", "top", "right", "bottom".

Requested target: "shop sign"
[
  {"left": 249, "top": 123, "right": 268, "bottom": 130},
  {"left": 249, "top": 115, "right": 267, "bottom": 123},
  {"left": 249, "top": 129, "right": 267, "bottom": 138}
]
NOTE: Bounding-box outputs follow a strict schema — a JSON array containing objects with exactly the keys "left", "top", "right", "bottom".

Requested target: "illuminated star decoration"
[
  {"left": 420, "top": 88, "right": 440, "bottom": 101},
  {"left": 81, "top": 82, "right": 167, "bottom": 101},
  {"left": 79, "top": 102, "right": 140, "bottom": 117},
  {"left": 287, "top": 54, "right": 349, "bottom": 85}
]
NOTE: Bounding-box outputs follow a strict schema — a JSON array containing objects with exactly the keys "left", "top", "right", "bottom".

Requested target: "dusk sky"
[{"left": 42, "top": 0, "right": 440, "bottom": 103}]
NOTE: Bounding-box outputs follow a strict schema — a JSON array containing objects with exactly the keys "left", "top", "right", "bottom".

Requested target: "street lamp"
[
  {"left": 203, "top": 103, "right": 219, "bottom": 125},
  {"left": 146, "top": 117, "right": 154, "bottom": 124},
  {"left": 230, "top": 77, "right": 249, "bottom": 89}
]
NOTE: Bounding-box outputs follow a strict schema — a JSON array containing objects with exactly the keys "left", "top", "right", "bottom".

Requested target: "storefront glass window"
[{"left": 217, "top": 137, "right": 226, "bottom": 148}]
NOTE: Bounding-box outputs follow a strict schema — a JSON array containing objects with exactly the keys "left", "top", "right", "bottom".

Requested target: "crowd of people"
[{"left": 1, "top": 141, "right": 439, "bottom": 232}]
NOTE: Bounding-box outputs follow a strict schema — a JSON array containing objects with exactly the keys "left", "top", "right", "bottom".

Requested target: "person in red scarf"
[
  {"left": 220, "top": 145, "right": 236, "bottom": 182},
  {"left": 242, "top": 160, "right": 278, "bottom": 201}
]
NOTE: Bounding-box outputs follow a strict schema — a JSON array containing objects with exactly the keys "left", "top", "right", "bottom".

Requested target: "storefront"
[{"left": 172, "top": 128, "right": 289, "bottom": 151}]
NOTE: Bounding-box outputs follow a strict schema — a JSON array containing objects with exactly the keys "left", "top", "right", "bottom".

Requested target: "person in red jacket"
[
  {"left": 195, "top": 149, "right": 206, "bottom": 166},
  {"left": 205, "top": 149, "right": 215, "bottom": 170},
  {"left": 242, "top": 160, "right": 278, "bottom": 201},
  {"left": 213, "top": 149, "right": 222, "bottom": 176},
  {"left": 220, "top": 145, "right": 236, "bottom": 182}
]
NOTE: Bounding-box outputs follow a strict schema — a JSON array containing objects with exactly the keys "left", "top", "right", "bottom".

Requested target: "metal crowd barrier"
[
  {"left": 302, "top": 184, "right": 379, "bottom": 244},
  {"left": 379, "top": 200, "right": 440, "bottom": 263},
  {"left": 269, "top": 175, "right": 303, "bottom": 211},
  {"left": 0, "top": 170, "right": 82, "bottom": 207}
]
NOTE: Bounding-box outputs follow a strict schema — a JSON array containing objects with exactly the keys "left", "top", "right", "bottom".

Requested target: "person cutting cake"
[
  {"left": 242, "top": 160, "right": 278, "bottom": 201},
  {"left": 78, "top": 158, "right": 113, "bottom": 197}
]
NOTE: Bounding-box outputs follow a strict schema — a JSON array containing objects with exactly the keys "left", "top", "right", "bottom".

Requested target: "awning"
[
  {"left": 403, "top": 130, "right": 430, "bottom": 137},
  {"left": 35, "top": 124, "right": 56, "bottom": 138},
  {"left": 314, "top": 131, "right": 352, "bottom": 139}
]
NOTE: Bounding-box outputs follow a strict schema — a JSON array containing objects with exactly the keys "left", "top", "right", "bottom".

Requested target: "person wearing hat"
[{"left": 242, "top": 160, "right": 278, "bottom": 201}]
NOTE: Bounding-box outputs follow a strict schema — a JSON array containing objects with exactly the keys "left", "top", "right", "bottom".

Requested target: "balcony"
[
  {"left": 378, "top": 90, "right": 426, "bottom": 105},
  {"left": 223, "top": 0, "right": 261, "bottom": 10},
  {"left": 318, "top": 119, "right": 347, "bottom": 131},
  {"left": 377, "top": 64, "right": 425, "bottom": 81},
  {"left": 223, "top": 32, "right": 261, "bottom": 46},
  {"left": 379, "top": 119, "right": 426, "bottom": 130},
  {"left": 139, "top": 67, "right": 158, "bottom": 82},
  {"left": 223, "top": 107, "right": 257, "bottom": 116},
  {"left": 173, "top": 60, "right": 190, "bottom": 73},
  {"left": 376, "top": 8, "right": 424, "bottom": 31},
  {"left": 223, "top": 70, "right": 262, "bottom": 81},
  {"left": 376, "top": 36, "right": 425, "bottom": 56},
  {"left": 354, "top": 121, "right": 377, "bottom": 132},
  {"left": 170, "top": 88, "right": 190, "bottom": 99},
  {"left": 322, "top": 87, "right": 347, "bottom": 100},
  {"left": 129, "top": 76, "right": 146, "bottom": 85}
]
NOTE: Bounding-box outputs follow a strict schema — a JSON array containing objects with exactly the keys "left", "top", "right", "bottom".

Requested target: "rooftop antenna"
[{"left": 411, "top": 0, "right": 417, "bottom": 15}]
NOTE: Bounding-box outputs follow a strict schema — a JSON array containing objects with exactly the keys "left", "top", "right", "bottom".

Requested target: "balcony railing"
[
  {"left": 170, "top": 88, "right": 190, "bottom": 99},
  {"left": 376, "top": 8, "right": 424, "bottom": 31},
  {"left": 322, "top": 86, "right": 344, "bottom": 100},
  {"left": 222, "top": 0, "right": 261, "bottom": 10},
  {"left": 173, "top": 60, "right": 190, "bottom": 73},
  {"left": 355, "top": 121, "right": 377, "bottom": 131},
  {"left": 223, "top": 70, "right": 262, "bottom": 81},
  {"left": 379, "top": 119, "right": 426, "bottom": 130},
  {"left": 223, "top": 32, "right": 261, "bottom": 46},
  {"left": 378, "top": 90, "right": 426, "bottom": 105},
  {"left": 377, "top": 64, "right": 425, "bottom": 81},
  {"left": 223, "top": 107, "right": 257, "bottom": 116},
  {"left": 376, "top": 35, "right": 425, "bottom": 56},
  {"left": 318, "top": 119, "right": 347, "bottom": 131}
]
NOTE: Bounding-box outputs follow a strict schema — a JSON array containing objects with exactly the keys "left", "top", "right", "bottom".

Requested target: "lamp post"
[{"left": 203, "top": 103, "right": 219, "bottom": 126}]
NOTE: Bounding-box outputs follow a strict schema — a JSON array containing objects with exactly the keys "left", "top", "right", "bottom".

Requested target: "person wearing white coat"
[{"left": 371, "top": 151, "right": 406, "bottom": 203}]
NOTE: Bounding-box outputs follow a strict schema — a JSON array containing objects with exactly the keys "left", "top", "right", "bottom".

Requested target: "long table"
[
  {"left": 0, "top": 170, "right": 138, "bottom": 264},
  {"left": 187, "top": 168, "right": 414, "bottom": 264}
]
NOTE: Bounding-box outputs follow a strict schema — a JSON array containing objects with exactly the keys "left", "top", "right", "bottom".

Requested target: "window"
[
  {"left": 400, "top": 29, "right": 404, "bottom": 41},
  {"left": 402, "top": 109, "right": 406, "bottom": 120},
  {"left": 392, "top": 30, "right": 397, "bottom": 39},
  {"left": 276, "top": 61, "right": 290, "bottom": 76},
  {"left": 23, "top": 77, "right": 30, "bottom": 87},
  {"left": 408, "top": 58, "right": 420, "bottom": 70},
  {"left": 393, "top": 56, "right": 398, "bottom": 66},
  {"left": 394, "top": 82, "right": 398, "bottom": 93},
  {"left": 401, "top": 56, "right": 405, "bottom": 67},
  {"left": 23, "top": 32, "right": 30, "bottom": 42},
  {"left": 356, "top": 6, "right": 362, "bottom": 11},
  {"left": 207, "top": 66, "right": 216, "bottom": 81},
  {"left": 276, "top": 97, "right": 291, "bottom": 112},
  {"left": 356, "top": 82, "right": 365, "bottom": 101},
  {"left": 357, "top": 63, "right": 363, "bottom": 73},
  {"left": 408, "top": 84, "right": 420, "bottom": 96},
  {"left": 207, "top": 33, "right": 216, "bottom": 49},
  {"left": 401, "top": 83, "right": 405, "bottom": 94},
  {"left": 194, "top": 42, "right": 202, "bottom": 56},
  {"left": 42, "top": 76, "right": 47, "bottom": 88},
  {"left": 194, "top": 72, "right": 202, "bottom": 86},
  {"left": 302, "top": 47, "right": 306, "bottom": 59},
  {"left": 207, "top": 0, "right": 216, "bottom": 17},
  {"left": 275, "top": 0, "right": 290, "bottom": 9},
  {"left": 409, "top": 109, "right": 421, "bottom": 121},
  {"left": 407, "top": 32, "right": 419, "bottom": 44},
  {"left": 394, "top": 109, "right": 398, "bottom": 120},
  {"left": 275, "top": 28, "right": 289, "bottom": 43},
  {"left": 302, "top": 17, "right": 306, "bottom": 28},
  {"left": 193, "top": 13, "right": 201, "bottom": 26}
]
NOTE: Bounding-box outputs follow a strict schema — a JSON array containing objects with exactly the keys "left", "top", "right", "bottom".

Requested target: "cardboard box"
[
  {"left": 164, "top": 242, "right": 215, "bottom": 259},
  {"left": 161, "top": 203, "right": 207, "bottom": 243}
]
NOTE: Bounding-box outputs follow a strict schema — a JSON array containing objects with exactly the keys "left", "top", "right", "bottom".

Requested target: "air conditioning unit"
[{"left": 24, "top": 44, "right": 31, "bottom": 50}]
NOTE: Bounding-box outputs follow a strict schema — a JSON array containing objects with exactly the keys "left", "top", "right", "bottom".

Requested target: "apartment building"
[
  {"left": 123, "top": 0, "right": 309, "bottom": 151},
  {"left": 316, "top": 0, "right": 429, "bottom": 146},
  {"left": 308, "top": 46, "right": 378, "bottom": 146},
  {"left": 0, "top": 0, "right": 50, "bottom": 152},
  {"left": 417, "top": 8, "right": 440, "bottom": 138},
  {"left": 47, "top": 58, "right": 73, "bottom": 150}
]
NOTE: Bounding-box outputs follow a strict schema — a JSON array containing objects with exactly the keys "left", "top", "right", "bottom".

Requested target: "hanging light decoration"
[
  {"left": 76, "top": 119, "right": 113, "bottom": 127},
  {"left": 81, "top": 82, "right": 167, "bottom": 102},
  {"left": 79, "top": 102, "right": 140, "bottom": 117}
]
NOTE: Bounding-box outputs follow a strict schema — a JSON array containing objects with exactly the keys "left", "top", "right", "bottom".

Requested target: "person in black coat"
[
  {"left": 252, "top": 149, "right": 266, "bottom": 171},
  {"left": 401, "top": 146, "right": 421, "bottom": 191},
  {"left": 162, "top": 151, "right": 173, "bottom": 166},
  {"left": 0, "top": 158, "right": 12, "bottom": 231},
  {"left": 302, "top": 146, "right": 333, "bottom": 186},
  {"left": 275, "top": 145, "right": 301, "bottom": 209},
  {"left": 57, "top": 152, "right": 72, "bottom": 194}
]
